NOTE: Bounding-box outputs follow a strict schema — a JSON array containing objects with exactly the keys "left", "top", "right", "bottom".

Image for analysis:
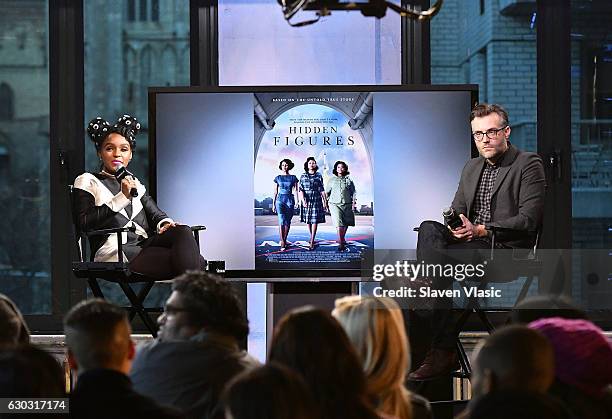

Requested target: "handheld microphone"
[
  {"left": 443, "top": 207, "right": 463, "bottom": 230},
  {"left": 114, "top": 164, "right": 138, "bottom": 197}
]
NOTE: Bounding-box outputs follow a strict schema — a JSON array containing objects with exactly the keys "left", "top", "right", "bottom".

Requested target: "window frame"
[{"left": 23, "top": 0, "right": 86, "bottom": 332}]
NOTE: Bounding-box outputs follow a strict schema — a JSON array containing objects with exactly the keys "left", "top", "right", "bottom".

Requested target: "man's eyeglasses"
[
  {"left": 162, "top": 304, "right": 191, "bottom": 315},
  {"left": 472, "top": 125, "right": 508, "bottom": 141}
]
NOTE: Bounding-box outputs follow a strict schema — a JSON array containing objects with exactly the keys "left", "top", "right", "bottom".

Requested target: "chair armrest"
[
  {"left": 485, "top": 226, "right": 538, "bottom": 235},
  {"left": 84, "top": 226, "right": 136, "bottom": 263},
  {"left": 72, "top": 261, "right": 130, "bottom": 278},
  {"left": 85, "top": 226, "right": 137, "bottom": 237},
  {"left": 485, "top": 226, "right": 540, "bottom": 261},
  {"left": 485, "top": 226, "right": 538, "bottom": 247},
  {"left": 189, "top": 225, "right": 206, "bottom": 250}
]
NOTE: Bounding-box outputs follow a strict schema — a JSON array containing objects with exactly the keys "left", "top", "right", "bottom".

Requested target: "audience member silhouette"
[
  {"left": 10, "top": 282, "right": 607, "bottom": 419},
  {"left": 457, "top": 325, "right": 568, "bottom": 419},
  {"left": 131, "top": 271, "right": 258, "bottom": 419},
  {"left": 0, "top": 344, "right": 65, "bottom": 397},
  {"left": 269, "top": 306, "right": 378, "bottom": 419},
  {"left": 65, "top": 299, "right": 181, "bottom": 419},
  {"left": 223, "top": 363, "right": 320, "bottom": 419},
  {"left": 467, "top": 390, "right": 570, "bottom": 419},
  {"left": 333, "top": 296, "right": 432, "bottom": 419},
  {"left": 0, "top": 293, "right": 30, "bottom": 348}
]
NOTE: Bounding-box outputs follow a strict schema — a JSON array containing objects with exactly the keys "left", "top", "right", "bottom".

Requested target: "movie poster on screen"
[{"left": 253, "top": 92, "right": 374, "bottom": 269}]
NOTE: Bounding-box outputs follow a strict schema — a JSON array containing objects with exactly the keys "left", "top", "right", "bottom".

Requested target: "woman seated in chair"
[{"left": 73, "top": 114, "right": 204, "bottom": 279}]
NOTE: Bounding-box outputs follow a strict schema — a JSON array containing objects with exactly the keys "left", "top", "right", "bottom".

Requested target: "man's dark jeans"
[{"left": 416, "top": 220, "right": 493, "bottom": 350}]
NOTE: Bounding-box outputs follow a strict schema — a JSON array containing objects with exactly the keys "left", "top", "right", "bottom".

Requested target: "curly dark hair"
[
  {"left": 303, "top": 157, "right": 318, "bottom": 172},
  {"left": 278, "top": 159, "right": 295, "bottom": 171},
  {"left": 172, "top": 271, "right": 249, "bottom": 341},
  {"left": 332, "top": 161, "right": 350, "bottom": 176}
]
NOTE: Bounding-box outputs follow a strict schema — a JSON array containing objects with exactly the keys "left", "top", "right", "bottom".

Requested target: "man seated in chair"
[
  {"left": 409, "top": 103, "right": 546, "bottom": 381},
  {"left": 65, "top": 299, "right": 181, "bottom": 419},
  {"left": 130, "top": 271, "right": 259, "bottom": 419}
]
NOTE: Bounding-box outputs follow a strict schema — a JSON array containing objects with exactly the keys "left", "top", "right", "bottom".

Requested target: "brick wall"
[{"left": 431, "top": 0, "right": 537, "bottom": 150}]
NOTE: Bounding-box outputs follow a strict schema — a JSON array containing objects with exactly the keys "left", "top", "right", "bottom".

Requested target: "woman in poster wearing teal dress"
[
  {"left": 273, "top": 159, "right": 299, "bottom": 251},
  {"left": 326, "top": 161, "right": 356, "bottom": 251}
]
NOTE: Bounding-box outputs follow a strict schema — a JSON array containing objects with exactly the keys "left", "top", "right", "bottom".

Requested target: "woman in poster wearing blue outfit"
[
  {"left": 272, "top": 159, "right": 299, "bottom": 251},
  {"left": 299, "top": 156, "right": 328, "bottom": 250}
]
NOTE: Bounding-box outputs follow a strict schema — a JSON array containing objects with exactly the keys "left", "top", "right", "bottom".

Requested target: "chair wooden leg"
[
  {"left": 118, "top": 282, "right": 158, "bottom": 337},
  {"left": 127, "top": 282, "right": 155, "bottom": 322},
  {"left": 87, "top": 277, "right": 105, "bottom": 298},
  {"left": 449, "top": 304, "right": 474, "bottom": 379},
  {"left": 516, "top": 275, "right": 535, "bottom": 305},
  {"left": 456, "top": 338, "right": 472, "bottom": 377},
  {"left": 474, "top": 305, "right": 495, "bottom": 334},
  {"left": 455, "top": 305, "right": 472, "bottom": 328}
]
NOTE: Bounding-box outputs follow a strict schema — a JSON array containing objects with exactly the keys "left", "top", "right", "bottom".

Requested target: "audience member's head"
[
  {"left": 529, "top": 317, "right": 612, "bottom": 398},
  {"left": 158, "top": 271, "right": 248, "bottom": 342},
  {"left": 511, "top": 295, "right": 587, "bottom": 325},
  {"left": 468, "top": 390, "right": 569, "bottom": 419},
  {"left": 64, "top": 299, "right": 134, "bottom": 374},
  {"left": 223, "top": 363, "right": 320, "bottom": 419},
  {"left": 333, "top": 296, "right": 412, "bottom": 419},
  {"left": 0, "top": 293, "right": 30, "bottom": 348},
  {"left": 269, "top": 306, "right": 377, "bottom": 419},
  {"left": 471, "top": 325, "right": 555, "bottom": 399},
  {"left": 0, "top": 344, "right": 65, "bottom": 397}
]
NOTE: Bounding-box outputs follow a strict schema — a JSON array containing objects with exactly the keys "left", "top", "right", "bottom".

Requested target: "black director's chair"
[
  {"left": 454, "top": 226, "right": 542, "bottom": 377},
  {"left": 412, "top": 225, "right": 542, "bottom": 380},
  {"left": 70, "top": 186, "right": 206, "bottom": 337}
]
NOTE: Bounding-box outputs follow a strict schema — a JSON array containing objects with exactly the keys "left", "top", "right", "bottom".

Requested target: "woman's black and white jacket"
[{"left": 73, "top": 172, "right": 173, "bottom": 262}]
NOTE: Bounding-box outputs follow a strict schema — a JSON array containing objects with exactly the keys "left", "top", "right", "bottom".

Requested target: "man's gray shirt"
[{"left": 131, "top": 331, "right": 259, "bottom": 419}]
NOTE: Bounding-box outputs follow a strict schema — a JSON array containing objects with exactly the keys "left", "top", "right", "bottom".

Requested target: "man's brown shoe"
[{"left": 408, "top": 348, "right": 459, "bottom": 381}]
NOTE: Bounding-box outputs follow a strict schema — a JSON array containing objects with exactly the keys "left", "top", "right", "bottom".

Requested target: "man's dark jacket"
[
  {"left": 70, "top": 368, "right": 182, "bottom": 419},
  {"left": 130, "top": 332, "right": 259, "bottom": 419},
  {"left": 451, "top": 143, "right": 546, "bottom": 248}
]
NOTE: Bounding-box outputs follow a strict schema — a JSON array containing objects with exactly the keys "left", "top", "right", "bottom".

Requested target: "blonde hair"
[{"left": 333, "top": 296, "right": 412, "bottom": 419}]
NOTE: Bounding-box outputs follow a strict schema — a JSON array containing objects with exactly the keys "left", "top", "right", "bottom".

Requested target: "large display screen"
[{"left": 151, "top": 86, "right": 476, "bottom": 275}]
